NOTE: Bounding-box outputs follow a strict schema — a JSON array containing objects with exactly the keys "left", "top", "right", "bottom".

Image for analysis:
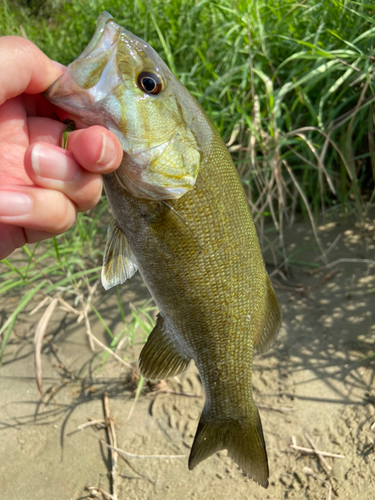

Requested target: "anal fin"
[
  {"left": 253, "top": 275, "right": 282, "bottom": 353},
  {"left": 139, "top": 314, "right": 190, "bottom": 380},
  {"left": 101, "top": 219, "right": 138, "bottom": 290}
]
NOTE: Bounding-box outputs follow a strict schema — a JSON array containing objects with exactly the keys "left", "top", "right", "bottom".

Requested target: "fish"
[{"left": 44, "top": 12, "right": 281, "bottom": 488}]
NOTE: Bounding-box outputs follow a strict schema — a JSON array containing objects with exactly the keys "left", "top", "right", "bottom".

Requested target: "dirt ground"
[{"left": 0, "top": 211, "right": 374, "bottom": 500}]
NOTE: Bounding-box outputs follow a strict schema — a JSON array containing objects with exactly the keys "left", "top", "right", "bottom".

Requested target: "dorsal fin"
[
  {"left": 101, "top": 219, "right": 138, "bottom": 290},
  {"left": 139, "top": 314, "right": 190, "bottom": 380},
  {"left": 253, "top": 275, "right": 281, "bottom": 353}
]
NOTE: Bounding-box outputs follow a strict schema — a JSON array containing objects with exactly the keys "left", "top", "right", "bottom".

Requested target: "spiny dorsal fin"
[
  {"left": 189, "top": 404, "right": 269, "bottom": 488},
  {"left": 253, "top": 275, "right": 282, "bottom": 353},
  {"left": 139, "top": 314, "right": 190, "bottom": 380},
  {"left": 101, "top": 219, "right": 138, "bottom": 290}
]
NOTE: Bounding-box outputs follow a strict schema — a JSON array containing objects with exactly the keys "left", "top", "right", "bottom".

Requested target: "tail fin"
[{"left": 188, "top": 405, "right": 269, "bottom": 488}]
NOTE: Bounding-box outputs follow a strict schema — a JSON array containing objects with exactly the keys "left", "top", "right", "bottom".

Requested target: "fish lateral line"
[
  {"left": 143, "top": 200, "right": 203, "bottom": 256},
  {"left": 160, "top": 200, "right": 203, "bottom": 252}
]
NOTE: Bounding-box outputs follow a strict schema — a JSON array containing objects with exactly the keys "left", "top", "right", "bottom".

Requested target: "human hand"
[{"left": 0, "top": 36, "right": 123, "bottom": 260}]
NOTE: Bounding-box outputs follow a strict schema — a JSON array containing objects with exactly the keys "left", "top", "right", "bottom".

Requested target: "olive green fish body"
[
  {"left": 43, "top": 12, "right": 281, "bottom": 488},
  {"left": 104, "top": 122, "right": 279, "bottom": 485}
]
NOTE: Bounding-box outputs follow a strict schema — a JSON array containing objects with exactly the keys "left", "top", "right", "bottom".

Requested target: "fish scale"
[{"left": 43, "top": 11, "right": 282, "bottom": 488}]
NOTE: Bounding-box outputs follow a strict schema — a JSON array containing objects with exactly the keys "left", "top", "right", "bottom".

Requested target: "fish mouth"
[
  {"left": 77, "top": 12, "right": 117, "bottom": 62},
  {"left": 43, "top": 12, "right": 122, "bottom": 114}
]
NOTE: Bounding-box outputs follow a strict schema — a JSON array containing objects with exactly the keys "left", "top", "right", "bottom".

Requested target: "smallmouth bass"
[{"left": 44, "top": 12, "right": 281, "bottom": 488}]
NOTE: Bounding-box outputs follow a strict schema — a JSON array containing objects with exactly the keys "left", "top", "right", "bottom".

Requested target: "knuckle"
[
  {"left": 52, "top": 195, "right": 76, "bottom": 233},
  {"left": 73, "top": 176, "right": 102, "bottom": 212}
]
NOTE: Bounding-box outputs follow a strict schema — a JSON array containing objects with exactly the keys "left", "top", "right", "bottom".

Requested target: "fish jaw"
[
  {"left": 46, "top": 12, "right": 121, "bottom": 107},
  {"left": 44, "top": 12, "right": 128, "bottom": 142}
]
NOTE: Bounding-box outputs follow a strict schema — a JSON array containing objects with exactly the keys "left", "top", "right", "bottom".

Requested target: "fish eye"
[{"left": 137, "top": 72, "right": 162, "bottom": 95}]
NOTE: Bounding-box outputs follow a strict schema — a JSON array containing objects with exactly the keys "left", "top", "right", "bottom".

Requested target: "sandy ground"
[{"left": 0, "top": 211, "right": 374, "bottom": 500}]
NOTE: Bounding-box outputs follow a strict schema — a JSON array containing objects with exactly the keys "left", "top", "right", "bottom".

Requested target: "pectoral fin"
[
  {"left": 101, "top": 219, "right": 138, "bottom": 290},
  {"left": 253, "top": 275, "right": 282, "bottom": 353},
  {"left": 139, "top": 314, "right": 190, "bottom": 380}
]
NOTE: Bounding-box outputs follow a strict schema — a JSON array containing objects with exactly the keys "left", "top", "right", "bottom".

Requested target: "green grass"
[
  {"left": 1, "top": 0, "right": 374, "bottom": 220},
  {"left": 0, "top": 199, "right": 107, "bottom": 363},
  {"left": 1, "top": 0, "right": 375, "bottom": 371}
]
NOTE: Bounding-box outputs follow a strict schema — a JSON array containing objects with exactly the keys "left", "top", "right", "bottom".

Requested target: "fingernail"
[
  {"left": 31, "top": 144, "right": 78, "bottom": 181},
  {"left": 98, "top": 133, "right": 116, "bottom": 167},
  {"left": 0, "top": 191, "right": 32, "bottom": 217}
]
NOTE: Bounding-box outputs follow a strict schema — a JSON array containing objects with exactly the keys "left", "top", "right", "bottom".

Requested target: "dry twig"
[
  {"left": 83, "top": 309, "right": 96, "bottom": 352},
  {"left": 85, "top": 396, "right": 120, "bottom": 500},
  {"left": 103, "top": 393, "right": 118, "bottom": 500},
  {"left": 102, "top": 442, "right": 185, "bottom": 460},
  {"left": 258, "top": 404, "right": 295, "bottom": 414},
  {"left": 283, "top": 159, "right": 327, "bottom": 263},
  {"left": 84, "top": 327, "right": 132, "bottom": 369},
  {"left": 77, "top": 279, "right": 100, "bottom": 323},
  {"left": 304, "top": 433, "right": 332, "bottom": 474},
  {"left": 314, "top": 258, "right": 375, "bottom": 271},
  {"left": 290, "top": 444, "right": 345, "bottom": 459},
  {"left": 78, "top": 419, "right": 106, "bottom": 431},
  {"left": 57, "top": 297, "right": 81, "bottom": 316},
  {"left": 34, "top": 297, "right": 59, "bottom": 408},
  {"left": 29, "top": 296, "right": 51, "bottom": 316},
  {"left": 86, "top": 486, "right": 115, "bottom": 500}
]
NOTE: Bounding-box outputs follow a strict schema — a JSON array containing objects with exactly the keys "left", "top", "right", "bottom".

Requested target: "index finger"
[{"left": 0, "top": 36, "right": 63, "bottom": 106}]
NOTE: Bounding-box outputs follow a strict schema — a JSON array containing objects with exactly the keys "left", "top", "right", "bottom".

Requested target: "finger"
[
  {"left": 22, "top": 93, "right": 89, "bottom": 126},
  {"left": 0, "top": 186, "right": 77, "bottom": 234},
  {"left": 0, "top": 96, "right": 28, "bottom": 146},
  {"left": 0, "top": 223, "right": 27, "bottom": 260},
  {"left": 24, "top": 142, "right": 103, "bottom": 212},
  {"left": 22, "top": 91, "right": 64, "bottom": 120},
  {"left": 0, "top": 36, "right": 63, "bottom": 106},
  {"left": 27, "top": 120, "right": 123, "bottom": 175},
  {"left": 0, "top": 223, "right": 55, "bottom": 260},
  {"left": 27, "top": 117, "right": 66, "bottom": 145},
  {"left": 66, "top": 126, "right": 123, "bottom": 173}
]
